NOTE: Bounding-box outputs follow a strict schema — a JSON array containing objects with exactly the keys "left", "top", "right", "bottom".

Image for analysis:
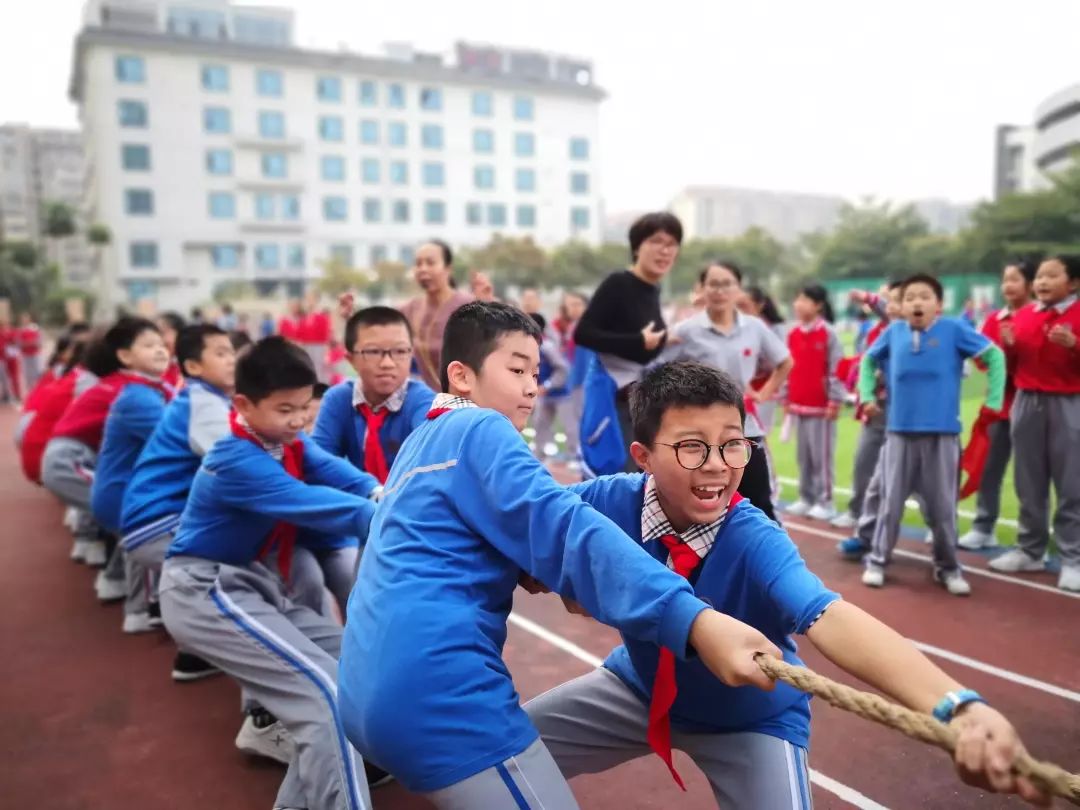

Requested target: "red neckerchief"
[
  {"left": 648, "top": 492, "right": 742, "bottom": 789},
  {"left": 357, "top": 404, "right": 390, "bottom": 483},
  {"left": 229, "top": 411, "right": 304, "bottom": 579},
  {"left": 118, "top": 370, "right": 174, "bottom": 401}
]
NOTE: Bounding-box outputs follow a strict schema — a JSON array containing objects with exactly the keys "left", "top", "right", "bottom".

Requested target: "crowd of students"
[{"left": 9, "top": 212, "right": 1076, "bottom": 809}]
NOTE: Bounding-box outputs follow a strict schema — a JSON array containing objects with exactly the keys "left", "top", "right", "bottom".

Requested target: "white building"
[
  {"left": 0, "top": 125, "right": 93, "bottom": 285},
  {"left": 70, "top": 0, "right": 604, "bottom": 313},
  {"left": 668, "top": 185, "right": 845, "bottom": 244},
  {"left": 994, "top": 82, "right": 1080, "bottom": 198}
]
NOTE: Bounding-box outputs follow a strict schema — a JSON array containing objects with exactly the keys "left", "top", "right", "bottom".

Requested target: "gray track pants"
[
  {"left": 792, "top": 414, "right": 836, "bottom": 508},
  {"left": 41, "top": 437, "right": 99, "bottom": 542},
  {"left": 847, "top": 415, "right": 885, "bottom": 520},
  {"left": 159, "top": 557, "right": 371, "bottom": 810},
  {"left": 971, "top": 418, "right": 1013, "bottom": 535},
  {"left": 1011, "top": 391, "right": 1080, "bottom": 566},
  {"left": 525, "top": 667, "right": 813, "bottom": 809}
]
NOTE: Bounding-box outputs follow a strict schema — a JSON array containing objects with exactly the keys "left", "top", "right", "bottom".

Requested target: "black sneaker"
[
  {"left": 365, "top": 762, "right": 395, "bottom": 789},
  {"left": 171, "top": 652, "right": 222, "bottom": 682},
  {"left": 148, "top": 601, "right": 164, "bottom": 628}
]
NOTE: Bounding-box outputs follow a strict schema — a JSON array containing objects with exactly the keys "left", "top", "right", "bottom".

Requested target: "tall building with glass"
[{"left": 70, "top": 0, "right": 604, "bottom": 311}]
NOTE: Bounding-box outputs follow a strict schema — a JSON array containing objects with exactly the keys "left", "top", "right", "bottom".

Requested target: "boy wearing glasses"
[
  {"left": 525, "top": 361, "right": 1043, "bottom": 808},
  {"left": 313, "top": 306, "right": 436, "bottom": 485}
]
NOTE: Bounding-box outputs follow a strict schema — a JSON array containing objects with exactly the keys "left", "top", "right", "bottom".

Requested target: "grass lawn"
[{"left": 766, "top": 372, "right": 1020, "bottom": 543}]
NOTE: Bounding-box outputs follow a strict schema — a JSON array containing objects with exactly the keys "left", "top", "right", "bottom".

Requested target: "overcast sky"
[{"left": 3, "top": 0, "right": 1077, "bottom": 211}]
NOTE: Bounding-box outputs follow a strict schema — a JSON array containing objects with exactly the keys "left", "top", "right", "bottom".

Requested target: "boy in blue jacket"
[
  {"left": 524, "top": 361, "right": 1045, "bottom": 808},
  {"left": 160, "top": 337, "right": 380, "bottom": 810},
  {"left": 339, "top": 302, "right": 787, "bottom": 808},
  {"left": 313, "top": 305, "right": 435, "bottom": 484}
]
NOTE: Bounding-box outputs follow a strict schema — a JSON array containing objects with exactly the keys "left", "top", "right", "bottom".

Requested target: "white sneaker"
[
  {"left": 83, "top": 540, "right": 108, "bottom": 567},
  {"left": 988, "top": 549, "right": 1045, "bottom": 573},
  {"left": 122, "top": 611, "right": 158, "bottom": 634},
  {"left": 807, "top": 504, "right": 836, "bottom": 522},
  {"left": 63, "top": 506, "right": 79, "bottom": 531},
  {"left": 235, "top": 712, "right": 295, "bottom": 765},
  {"left": 958, "top": 529, "right": 998, "bottom": 550},
  {"left": 95, "top": 571, "right": 126, "bottom": 602},
  {"left": 862, "top": 565, "right": 885, "bottom": 588},
  {"left": 1058, "top": 566, "right": 1080, "bottom": 593},
  {"left": 830, "top": 512, "right": 857, "bottom": 529},
  {"left": 935, "top": 569, "right": 972, "bottom": 596},
  {"left": 785, "top": 501, "right": 812, "bottom": 517},
  {"left": 70, "top": 539, "right": 92, "bottom": 562},
  {"left": 923, "top": 529, "right": 934, "bottom": 544}
]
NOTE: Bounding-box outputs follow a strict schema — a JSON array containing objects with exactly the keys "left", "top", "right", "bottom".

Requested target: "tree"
[
  {"left": 43, "top": 202, "right": 77, "bottom": 239},
  {"left": 87, "top": 223, "right": 112, "bottom": 246},
  {"left": 316, "top": 256, "right": 374, "bottom": 297},
  {"left": 365, "top": 260, "right": 409, "bottom": 302},
  {"left": 459, "top": 235, "right": 549, "bottom": 289},
  {"left": 668, "top": 228, "right": 803, "bottom": 295},
  {"left": 805, "top": 200, "right": 930, "bottom": 282},
  {"left": 548, "top": 241, "right": 626, "bottom": 290}
]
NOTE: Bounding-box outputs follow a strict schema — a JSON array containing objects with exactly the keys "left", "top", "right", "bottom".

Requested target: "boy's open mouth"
[{"left": 691, "top": 484, "right": 726, "bottom": 503}]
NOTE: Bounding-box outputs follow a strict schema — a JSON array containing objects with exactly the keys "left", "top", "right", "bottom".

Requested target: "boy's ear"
[
  {"left": 232, "top": 393, "right": 254, "bottom": 418},
  {"left": 182, "top": 357, "right": 201, "bottom": 378},
  {"left": 445, "top": 360, "right": 473, "bottom": 395},
  {"left": 629, "top": 441, "right": 651, "bottom": 473}
]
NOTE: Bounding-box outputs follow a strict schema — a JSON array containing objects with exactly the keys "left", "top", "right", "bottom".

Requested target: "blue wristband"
[{"left": 932, "top": 689, "right": 986, "bottom": 723}]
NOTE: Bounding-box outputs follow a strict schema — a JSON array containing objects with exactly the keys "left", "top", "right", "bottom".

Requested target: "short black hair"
[
  {"left": 886, "top": 279, "right": 904, "bottom": 291},
  {"left": 529, "top": 312, "right": 547, "bottom": 332},
  {"left": 311, "top": 382, "right": 329, "bottom": 399},
  {"left": 699, "top": 260, "right": 743, "bottom": 286},
  {"left": 798, "top": 284, "right": 836, "bottom": 323},
  {"left": 1005, "top": 256, "right": 1041, "bottom": 284},
  {"left": 1047, "top": 254, "right": 1080, "bottom": 281},
  {"left": 630, "top": 362, "right": 746, "bottom": 447},
  {"left": 157, "top": 311, "right": 186, "bottom": 334},
  {"left": 235, "top": 336, "right": 317, "bottom": 403},
  {"left": 900, "top": 273, "right": 944, "bottom": 301},
  {"left": 229, "top": 330, "right": 253, "bottom": 352},
  {"left": 628, "top": 212, "right": 683, "bottom": 262},
  {"left": 344, "top": 306, "right": 412, "bottom": 352},
  {"left": 440, "top": 301, "right": 541, "bottom": 393},
  {"left": 105, "top": 316, "right": 160, "bottom": 374},
  {"left": 743, "top": 285, "right": 784, "bottom": 325},
  {"left": 176, "top": 324, "right": 229, "bottom": 376}
]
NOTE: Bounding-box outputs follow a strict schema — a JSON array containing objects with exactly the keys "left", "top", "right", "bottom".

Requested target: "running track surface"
[{"left": 3, "top": 407, "right": 1078, "bottom": 809}]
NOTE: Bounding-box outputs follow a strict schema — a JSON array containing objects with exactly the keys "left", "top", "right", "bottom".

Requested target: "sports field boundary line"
[{"left": 507, "top": 612, "right": 893, "bottom": 810}]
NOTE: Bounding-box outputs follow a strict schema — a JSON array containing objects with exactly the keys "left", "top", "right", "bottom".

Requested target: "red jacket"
[
  {"left": 18, "top": 324, "right": 42, "bottom": 356},
  {"left": 52, "top": 372, "right": 169, "bottom": 451},
  {"left": 21, "top": 369, "right": 83, "bottom": 483},
  {"left": 786, "top": 321, "right": 841, "bottom": 414},
  {"left": 1009, "top": 299, "right": 1080, "bottom": 394}
]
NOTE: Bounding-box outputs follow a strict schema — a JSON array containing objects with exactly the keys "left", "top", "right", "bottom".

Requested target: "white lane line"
[
  {"left": 507, "top": 612, "right": 892, "bottom": 810},
  {"left": 777, "top": 476, "right": 1019, "bottom": 529},
  {"left": 786, "top": 518, "right": 1080, "bottom": 602}
]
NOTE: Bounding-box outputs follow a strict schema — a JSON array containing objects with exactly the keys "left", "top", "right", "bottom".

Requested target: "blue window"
[
  {"left": 208, "top": 191, "right": 235, "bottom": 219},
  {"left": 234, "top": 14, "right": 288, "bottom": 45},
  {"left": 515, "top": 168, "right": 536, "bottom": 192},
  {"left": 388, "top": 122, "right": 407, "bottom": 147},
  {"left": 125, "top": 189, "right": 154, "bottom": 215},
  {"left": 359, "top": 80, "right": 377, "bottom": 106},
  {"left": 424, "top": 200, "right": 446, "bottom": 225},
  {"left": 317, "top": 76, "right": 342, "bottom": 102},
  {"left": 256, "top": 69, "right": 282, "bottom": 97},
  {"left": 389, "top": 161, "right": 408, "bottom": 185},
  {"left": 359, "top": 119, "right": 379, "bottom": 145},
  {"left": 319, "top": 115, "right": 343, "bottom": 141},
  {"left": 514, "top": 96, "right": 534, "bottom": 121},
  {"left": 487, "top": 203, "right": 507, "bottom": 227},
  {"left": 422, "top": 162, "right": 445, "bottom": 187},
  {"left": 204, "top": 107, "right": 231, "bottom": 134},
  {"left": 255, "top": 193, "right": 276, "bottom": 220},
  {"left": 321, "top": 155, "right": 345, "bottom": 181},
  {"left": 118, "top": 100, "right": 148, "bottom": 128},
  {"left": 287, "top": 244, "right": 305, "bottom": 269},
  {"left": 282, "top": 194, "right": 300, "bottom": 220},
  {"left": 129, "top": 241, "right": 158, "bottom": 268},
  {"left": 473, "top": 129, "right": 494, "bottom": 154},
  {"left": 361, "top": 158, "right": 381, "bottom": 184},
  {"left": 261, "top": 153, "right": 287, "bottom": 179},
  {"left": 392, "top": 200, "right": 409, "bottom": 223},
  {"left": 421, "top": 124, "right": 444, "bottom": 149},
  {"left": 255, "top": 243, "right": 280, "bottom": 269},
  {"left": 514, "top": 132, "right": 535, "bottom": 157},
  {"left": 472, "top": 91, "right": 493, "bottom": 117},
  {"left": 258, "top": 110, "right": 285, "bottom": 139},
  {"left": 115, "top": 55, "right": 145, "bottom": 83},
  {"left": 212, "top": 245, "right": 240, "bottom": 269},
  {"left": 363, "top": 198, "right": 382, "bottom": 223},
  {"left": 388, "top": 83, "right": 405, "bottom": 108},
  {"left": 201, "top": 64, "right": 229, "bottom": 91},
  {"left": 400, "top": 245, "right": 415, "bottom": 265},
  {"left": 571, "top": 172, "right": 590, "bottom": 194},
  {"left": 323, "top": 196, "right": 348, "bottom": 221},
  {"left": 570, "top": 137, "right": 589, "bottom": 160},
  {"left": 167, "top": 6, "right": 227, "bottom": 38},
  {"left": 474, "top": 165, "right": 495, "bottom": 190},
  {"left": 466, "top": 202, "right": 482, "bottom": 225},
  {"left": 122, "top": 144, "right": 151, "bottom": 171},
  {"left": 516, "top": 204, "right": 536, "bottom": 227},
  {"left": 206, "top": 149, "right": 232, "bottom": 175},
  {"left": 371, "top": 245, "right": 388, "bottom": 264},
  {"left": 420, "top": 87, "right": 442, "bottom": 111},
  {"left": 571, "top": 207, "right": 591, "bottom": 229}
]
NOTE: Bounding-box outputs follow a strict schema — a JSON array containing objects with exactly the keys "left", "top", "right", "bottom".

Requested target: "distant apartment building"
[
  {"left": 70, "top": 0, "right": 605, "bottom": 313},
  {"left": 668, "top": 185, "right": 845, "bottom": 243},
  {"left": 0, "top": 125, "right": 92, "bottom": 285},
  {"left": 994, "top": 82, "right": 1080, "bottom": 198}
]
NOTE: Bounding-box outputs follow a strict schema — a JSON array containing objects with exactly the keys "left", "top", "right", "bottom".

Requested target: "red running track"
[{"left": 2, "top": 408, "right": 1077, "bottom": 809}]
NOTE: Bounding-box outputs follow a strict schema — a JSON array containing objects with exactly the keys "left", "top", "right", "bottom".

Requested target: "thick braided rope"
[{"left": 755, "top": 654, "right": 1080, "bottom": 806}]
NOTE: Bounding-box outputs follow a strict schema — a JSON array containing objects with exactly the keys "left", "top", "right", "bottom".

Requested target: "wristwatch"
[{"left": 932, "top": 689, "right": 986, "bottom": 723}]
